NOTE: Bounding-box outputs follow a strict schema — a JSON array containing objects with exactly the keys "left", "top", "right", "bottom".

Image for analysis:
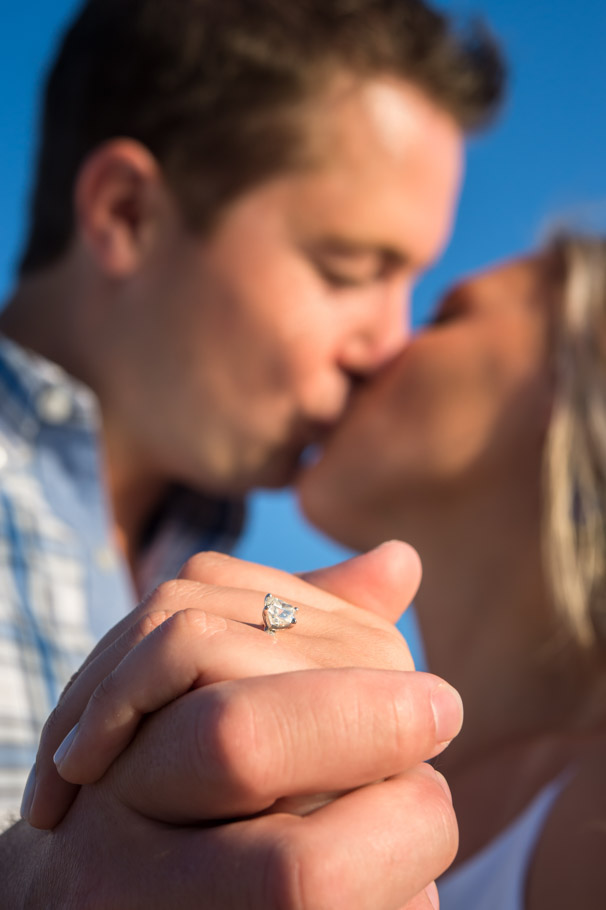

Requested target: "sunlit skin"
[
  {"left": 95, "top": 77, "right": 463, "bottom": 495},
  {"left": 299, "top": 256, "right": 606, "bottom": 909}
]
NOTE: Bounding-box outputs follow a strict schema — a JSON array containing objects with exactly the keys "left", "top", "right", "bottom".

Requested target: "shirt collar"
[{"left": 0, "top": 334, "right": 100, "bottom": 440}]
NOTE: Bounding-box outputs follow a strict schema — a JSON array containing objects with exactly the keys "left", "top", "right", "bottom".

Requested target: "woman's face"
[{"left": 298, "top": 256, "right": 558, "bottom": 551}]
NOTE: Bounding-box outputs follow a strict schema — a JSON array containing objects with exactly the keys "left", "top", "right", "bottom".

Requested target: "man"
[{"left": 0, "top": 0, "right": 503, "bottom": 905}]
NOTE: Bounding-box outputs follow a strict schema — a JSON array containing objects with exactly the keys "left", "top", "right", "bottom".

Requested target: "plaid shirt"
[{"left": 0, "top": 337, "right": 243, "bottom": 827}]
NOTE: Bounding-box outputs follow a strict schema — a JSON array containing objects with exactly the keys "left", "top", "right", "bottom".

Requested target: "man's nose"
[{"left": 340, "top": 281, "right": 411, "bottom": 376}]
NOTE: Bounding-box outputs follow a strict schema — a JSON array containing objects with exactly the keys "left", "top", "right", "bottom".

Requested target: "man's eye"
[
  {"left": 321, "top": 271, "right": 369, "bottom": 289},
  {"left": 316, "top": 263, "right": 380, "bottom": 289}
]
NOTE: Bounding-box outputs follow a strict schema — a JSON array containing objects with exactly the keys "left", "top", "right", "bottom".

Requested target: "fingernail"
[
  {"left": 417, "top": 761, "right": 453, "bottom": 803},
  {"left": 431, "top": 684, "right": 463, "bottom": 745},
  {"left": 53, "top": 723, "right": 79, "bottom": 770},
  {"left": 433, "top": 768, "right": 452, "bottom": 802},
  {"left": 425, "top": 881, "right": 440, "bottom": 909},
  {"left": 20, "top": 764, "right": 36, "bottom": 820}
]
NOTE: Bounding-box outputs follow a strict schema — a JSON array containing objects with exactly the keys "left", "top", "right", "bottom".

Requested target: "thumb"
[{"left": 301, "top": 540, "right": 422, "bottom": 623}]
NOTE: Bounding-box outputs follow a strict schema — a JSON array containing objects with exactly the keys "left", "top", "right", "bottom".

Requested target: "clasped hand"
[{"left": 22, "top": 542, "right": 462, "bottom": 910}]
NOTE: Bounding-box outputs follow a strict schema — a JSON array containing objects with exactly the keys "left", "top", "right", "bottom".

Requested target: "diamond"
[{"left": 263, "top": 593, "right": 298, "bottom": 634}]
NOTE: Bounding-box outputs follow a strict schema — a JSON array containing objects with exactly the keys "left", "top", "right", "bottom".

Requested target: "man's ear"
[{"left": 74, "top": 139, "right": 167, "bottom": 277}]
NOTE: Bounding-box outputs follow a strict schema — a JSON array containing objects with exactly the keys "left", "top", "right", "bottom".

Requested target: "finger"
[
  {"left": 268, "top": 765, "right": 454, "bottom": 910},
  {"left": 108, "top": 668, "right": 463, "bottom": 822},
  {"left": 178, "top": 548, "right": 415, "bottom": 624},
  {"left": 177, "top": 550, "right": 347, "bottom": 622},
  {"left": 26, "top": 607, "right": 178, "bottom": 830},
  {"left": 80, "top": 763, "right": 455, "bottom": 909},
  {"left": 53, "top": 607, "right": 316, "bottom": 787},
  {"left": 30, "top": 574, "right": 413, "bottom": 829},
  {"left": 49, "top": 575, "right": 412, "bottom": 792},
  {"left": 194, "top": 764, "right": 456, "bottom": 910},
  {"left": 32, "top": 579, "right": 292, "bottom": 830},
  {"left": 59, "top": 546, "right": 362, "bottom": 698},
  {"left": 59, "top": 544, "right": 416, "bottom": 719},
  {"left": 301, "top": 539, "right": 422, "bottom": 623}
]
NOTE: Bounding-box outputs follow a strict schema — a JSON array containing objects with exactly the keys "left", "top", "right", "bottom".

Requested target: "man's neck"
[
  {"left": 1, "top": 267, "right": 170, "bottom": 581},
  {"left": 0, "top": 260, "right": 92, "bottom": 383},
  {"left": 101, "top": 423, "right": 169, "bottom": 583}
]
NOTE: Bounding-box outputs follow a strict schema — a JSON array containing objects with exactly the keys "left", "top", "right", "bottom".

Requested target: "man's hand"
[{"left": 8, "top": 755, "right": 453, "bottom": 909}]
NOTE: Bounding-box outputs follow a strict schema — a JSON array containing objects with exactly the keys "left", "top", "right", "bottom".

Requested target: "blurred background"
[{"left": 2, "top": 0, "right": 605, "bottom": 663}]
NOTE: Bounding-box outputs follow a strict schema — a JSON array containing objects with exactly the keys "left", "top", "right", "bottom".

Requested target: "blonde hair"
[{"left": 543, "top": 233, "right": 606, "bottom": 659}]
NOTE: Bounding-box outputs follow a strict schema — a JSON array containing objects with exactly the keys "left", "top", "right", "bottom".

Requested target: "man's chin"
[{"left": 199, "top": 438, "right": 324, "bottom": 495}]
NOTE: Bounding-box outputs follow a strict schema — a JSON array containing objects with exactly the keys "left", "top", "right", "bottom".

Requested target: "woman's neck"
[
  {"left": 409, "top": 490, "right": 587, "bottom": 770},
  {"left": 407, "top": 493, "right": 606, "bottom": 863}
]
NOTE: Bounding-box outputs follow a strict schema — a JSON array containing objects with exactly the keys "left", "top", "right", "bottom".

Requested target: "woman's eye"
[
  {"left": 430, "top": 288, "right": 469, "bottom": 326},
  {"left": 431, "top": 302, "right": 463, "bottom": 326},
  {"left": 431, "top": 308, "right": 452, "bottom": 325}
]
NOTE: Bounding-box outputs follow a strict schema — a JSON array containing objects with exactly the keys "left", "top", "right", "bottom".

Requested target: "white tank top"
[{"left": 437, "top": 776, "right": 566, "bottom": 910}]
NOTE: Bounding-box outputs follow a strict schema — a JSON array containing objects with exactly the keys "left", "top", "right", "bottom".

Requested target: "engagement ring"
[{"left": 263, "top": 593, "right": 298, "bottom": 636}]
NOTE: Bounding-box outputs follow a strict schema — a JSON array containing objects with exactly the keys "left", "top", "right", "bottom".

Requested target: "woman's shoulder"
[{"left": 526, "top": 739, "right": 606, "bottom": 910}]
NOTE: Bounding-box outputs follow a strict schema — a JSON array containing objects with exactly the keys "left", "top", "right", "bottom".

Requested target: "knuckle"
[
  {"left": 39, "top": 703, "right": 65, "bottom": 752},
  {"left": 179, "top": 550, "right": 233, "bottom": 581},
  {"left": 150, "top": 578, "right": 191, "bottom": 606},
  {"left": 161, "top": 606, "right": 227, "bottom": 642},
  {"left": 167, "top": 607, "right": 227, "bottom": 638},
  {"left": 58, "top": 668, "right": 81, "bottom": 700},
  {"left": 200, "top": 685, "right": 273, "bottom": 804},
  {"left": 136, "top": 609, "right": 172, "bottom": 638},
  {"left": 131, "top": 580, "right": 185, "bottom": 623},
  {"left": 269, "top": 828, "right": 352, "bottom": 910},
  {"left": 366, "top": 628, "right": 415, "bottom": 672},
  {"left": 142, "top": 578, "right": 219, "bottom": 616},
  {"left": 90, "top": 666, "right": 121, "bottom": 709},
  {"left": 117, "top": 610, "right": 172, "bottom": 654}
]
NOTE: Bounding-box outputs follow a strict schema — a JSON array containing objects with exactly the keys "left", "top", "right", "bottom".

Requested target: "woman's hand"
[{"left": 25, "top": 542, "right": 461, "bottom": 831}]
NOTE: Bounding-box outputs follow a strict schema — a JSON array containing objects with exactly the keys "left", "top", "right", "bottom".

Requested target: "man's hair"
[{"left": 19, "top": 0, "right": 505, "bottom": 275}]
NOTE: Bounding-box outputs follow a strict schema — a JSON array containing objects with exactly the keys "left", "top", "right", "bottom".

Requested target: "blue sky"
[{"left": 2, "top": 1, "right": 606, "bottom": 662}]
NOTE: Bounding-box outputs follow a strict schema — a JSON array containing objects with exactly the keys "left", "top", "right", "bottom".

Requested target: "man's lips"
[
  {"left": 305, "top": 377, "right": 370, "bottom": 439},
  {"left": 292, "top": 377, "right": 372, "bottom": 462},
  {"left": 294, "top": 380, "right": 376, "bottom": 476}
]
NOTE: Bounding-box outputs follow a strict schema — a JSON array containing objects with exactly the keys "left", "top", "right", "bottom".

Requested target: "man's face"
[{"left": 119, "top": 77, "right": 463, "bottom": 493}]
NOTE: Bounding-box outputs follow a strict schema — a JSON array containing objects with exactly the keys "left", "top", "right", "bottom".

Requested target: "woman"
[{"left": 298, "top": 231, "right": 606, "bottom": 909}]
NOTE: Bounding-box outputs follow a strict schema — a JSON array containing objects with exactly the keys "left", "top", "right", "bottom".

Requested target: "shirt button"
[{"left": 37, "top": 386, "right": 73, "bottom": 424}]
